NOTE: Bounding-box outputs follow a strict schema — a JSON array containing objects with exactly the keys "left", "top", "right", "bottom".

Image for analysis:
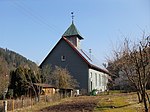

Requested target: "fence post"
[
  {"left": 22, "top": 97, "right": 24, "bottom": 108},
  {"left": 3, "top": 100, "right": 7, "bottom": 112},
  {"left": 12, "top": 99, "right": 14, "bottom": 112},
  {"left": 30, "top": 97, "right": 32, "bottom": 109}
]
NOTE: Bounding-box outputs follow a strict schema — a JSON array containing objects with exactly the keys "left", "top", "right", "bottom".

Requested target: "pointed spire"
[
  {"left": 62, "top": 22, "right": 83, "bottom": 40},
  {"left": 62, "top": 12, "right": 83, "bottom": 40}
]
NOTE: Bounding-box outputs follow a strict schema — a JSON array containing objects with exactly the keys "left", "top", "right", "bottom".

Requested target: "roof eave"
[
  {"left": 63, "top": 37, "right": 110, "bottom": 75},
  {"left": 63, "top": 35, "right": 84, "bottom": 40},
  {"left": 89, "top": 64, "right": 110, "bottom": 75},
  {"left": 39, "top": 38, "right": 64, "bottom": 68}
]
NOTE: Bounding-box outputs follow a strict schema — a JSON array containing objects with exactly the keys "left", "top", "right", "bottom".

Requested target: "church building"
[{"left": 40, "top": 18, "right": 110, "bottom": 93}]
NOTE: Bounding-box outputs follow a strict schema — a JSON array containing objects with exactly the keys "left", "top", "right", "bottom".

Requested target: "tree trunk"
[
  {"left": 146, "top": 92, "right": 150, "bottom": 104},
  {"left": 137, "top": 91, "right": 142, "bottom": 103},
  {"left": 142, "top": 91, "right": 148, "bottom": 112}
]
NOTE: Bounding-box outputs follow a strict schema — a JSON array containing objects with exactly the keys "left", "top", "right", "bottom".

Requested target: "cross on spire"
[{"left": 71, "top": 12, "right": 74, "bottom": 23}]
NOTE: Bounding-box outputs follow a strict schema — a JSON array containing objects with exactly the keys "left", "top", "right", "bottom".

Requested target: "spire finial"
[{"left": 71, "top": 12, "right": 74, "bottom": 23}]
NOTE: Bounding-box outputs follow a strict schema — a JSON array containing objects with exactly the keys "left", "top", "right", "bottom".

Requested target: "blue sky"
[{"left": 0, "top": 0, "right": 149, "bottom": 65}]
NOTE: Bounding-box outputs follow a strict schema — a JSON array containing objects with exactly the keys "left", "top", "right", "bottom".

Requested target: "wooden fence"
[{"left": 0, "top": 93, "right": 61, "bottom": 112}]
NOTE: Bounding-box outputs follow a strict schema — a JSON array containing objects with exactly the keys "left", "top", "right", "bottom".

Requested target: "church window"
[
  {"left": 61, "top": 55, "right": 66, "bottom": 61},
  {"left": 90, "top": 72, "right": 92, "bottom": 78},
  {"left": 99, "top": 74, "right": 101, "bottom": 86},
  {"left": 95, "top": 73, "right": 97, "bottom": 86}
]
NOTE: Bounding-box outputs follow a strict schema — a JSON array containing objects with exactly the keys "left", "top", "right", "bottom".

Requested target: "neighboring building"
[
  {"left": 58, "top": 88, "right": 73, "bottom": 98},
  {"left": 34, "top": 83, "right": 56, "bottom": 96},
  {"left": 40, "top": 21, "right": 110, "bottom": 93}
]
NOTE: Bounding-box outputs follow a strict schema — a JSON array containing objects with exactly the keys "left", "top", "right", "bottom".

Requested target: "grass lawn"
[{"left": 94, "top": 92, "right": 144, "bottom": 112}]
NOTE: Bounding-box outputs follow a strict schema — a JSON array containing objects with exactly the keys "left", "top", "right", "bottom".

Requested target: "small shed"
[
  {"left": 34, "top": 83, "right": 56, "bottom": 96},
  {"left": 58, "top": 88, "right": 73, "bottom": 98}
]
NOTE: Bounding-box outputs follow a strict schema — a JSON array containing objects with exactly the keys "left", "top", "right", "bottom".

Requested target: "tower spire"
[{"left": 71, "top": 12, "right": 74, "bottom": 23}]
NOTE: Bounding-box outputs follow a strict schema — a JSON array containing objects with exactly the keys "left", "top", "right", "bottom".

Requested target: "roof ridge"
[
  {"left": 80, "top": 49, "right": 92, "bottom": 62},
  {"left": 63, "top": 37, "right": 110, "bottom": 74}
]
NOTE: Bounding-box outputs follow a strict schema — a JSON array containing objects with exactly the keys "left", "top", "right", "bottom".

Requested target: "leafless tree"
[
  {"left": 40, "top": 65, "right": 52, "bottom": 84},
  {"left": 50, "top": 66, "right": 79, "bottom": 89},
  {"left": 0, "top": 57, "right": 9, "bottom": 98},
  {"left": 107, "top": 34, "right": 150, "bottom": 112}
]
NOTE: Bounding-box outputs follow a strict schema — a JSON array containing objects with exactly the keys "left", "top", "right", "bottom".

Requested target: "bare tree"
[
  {"left": 0, "top": 57, "right": 9, "bottom": 98},
  {"left": 50, "top": 66, "right": 79, "bottom": 89},
  {"left": 40, "top": 65, "right": 52, "bottom": 84},
  {"left": 107, "top": 35, "right": 150, "bottom": 112}
]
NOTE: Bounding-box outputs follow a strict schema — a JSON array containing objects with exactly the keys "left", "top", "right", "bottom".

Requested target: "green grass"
[{"left": 94, "top": 92, "right": 143, "bottom": 112}]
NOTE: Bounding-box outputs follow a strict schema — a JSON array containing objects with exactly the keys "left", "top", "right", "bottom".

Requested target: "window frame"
[{"left": 61, "top": 55, "right": 66, "bottom": 61}]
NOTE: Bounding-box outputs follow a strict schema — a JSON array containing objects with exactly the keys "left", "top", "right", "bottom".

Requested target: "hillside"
[
  {"left": 0, "top": 47, "right": 38, "bottom": 70},
  {"left": 0, "top": 47, "right": 39, "bottom": 97}
]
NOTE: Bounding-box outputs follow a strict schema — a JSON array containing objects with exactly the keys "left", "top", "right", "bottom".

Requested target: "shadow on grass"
[{"left": 96, "top": 102, "right": 138, "bottom": 110}]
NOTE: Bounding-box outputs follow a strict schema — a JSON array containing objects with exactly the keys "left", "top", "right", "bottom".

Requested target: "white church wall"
[{"left": 88, "top": 69, "right": 108, "bottom": 92}]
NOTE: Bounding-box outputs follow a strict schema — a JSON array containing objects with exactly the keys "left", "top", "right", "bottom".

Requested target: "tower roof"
[{"left": 62, "top": 22, "right": 84, "bottom": 40}]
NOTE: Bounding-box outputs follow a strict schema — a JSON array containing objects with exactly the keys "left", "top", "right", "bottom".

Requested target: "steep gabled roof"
[
  {"left": 63, "top": 37, "right": 110, "bottom": 74},
  {"left": 62, "top": 22, "right": 83, "bottom": 40},
  {"left": 40, "top": 37, "right": 109, "bottom": 75}
]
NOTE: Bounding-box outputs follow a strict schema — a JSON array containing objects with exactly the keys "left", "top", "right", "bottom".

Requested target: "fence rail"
[{"left": 0, "top": 94, "right": 61, "bottom": 112}]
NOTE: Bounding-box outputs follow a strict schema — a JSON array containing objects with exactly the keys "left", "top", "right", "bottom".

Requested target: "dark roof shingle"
[{"left": 62, "top": 22, "right": 83, "bottom": 40}]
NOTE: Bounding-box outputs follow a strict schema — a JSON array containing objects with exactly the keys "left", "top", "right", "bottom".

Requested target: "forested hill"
[{"left": 0, "top": 47, "right": 38, "bottom": 70}]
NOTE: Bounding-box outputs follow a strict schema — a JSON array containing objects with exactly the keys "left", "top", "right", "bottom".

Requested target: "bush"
[{"left": 90, "top": 89, "right": 98, "bottom": 96}]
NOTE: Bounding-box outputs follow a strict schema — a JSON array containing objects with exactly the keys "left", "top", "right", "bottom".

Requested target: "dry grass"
[
  {"left": 94, "top": 92, "right": 144, "bottom": 112},
  {"left": 10, "top": 98, "right": 69, "bottom": 112},
  {"left": 7, "top": 91, "right": 149, "bottom": 112}
]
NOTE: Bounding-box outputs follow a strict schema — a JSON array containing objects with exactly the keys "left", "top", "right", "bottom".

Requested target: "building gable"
[
  {"left": 40, "top": 21, "right": 110, "bottom": 93},
  {"left": 40, "top": 37, "right": 89, "bottom": 91},
  {"left": 40, "top": 37, "right": 88, "bottom": 68}
]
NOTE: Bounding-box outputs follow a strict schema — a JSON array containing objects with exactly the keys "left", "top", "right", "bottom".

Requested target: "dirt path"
[{"left": 39, "top": 96, "right": 99, "bottom": 112}]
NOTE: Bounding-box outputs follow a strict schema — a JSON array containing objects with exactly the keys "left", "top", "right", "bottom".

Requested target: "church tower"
[{"left": 62, "top": 13, "right": 83, "bottom": 48}]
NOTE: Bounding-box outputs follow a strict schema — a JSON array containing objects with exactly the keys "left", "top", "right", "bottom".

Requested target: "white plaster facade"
[{"left": 88, "top": 68, "right": 108, "bottom": 92}]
